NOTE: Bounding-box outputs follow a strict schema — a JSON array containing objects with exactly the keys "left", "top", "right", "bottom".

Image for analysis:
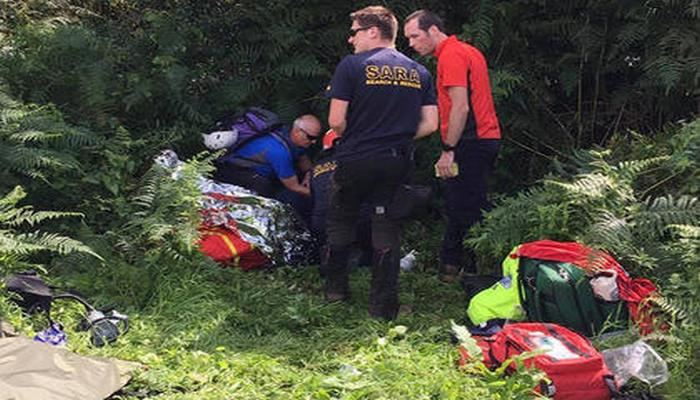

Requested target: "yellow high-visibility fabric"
[{"left": 467, "top": 245, "right": 526, "bottom": 325}]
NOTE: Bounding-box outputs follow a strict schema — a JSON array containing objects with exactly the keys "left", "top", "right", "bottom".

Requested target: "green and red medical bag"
[
  {"left": 467, "top": 240, "right": 659, "bottom": 335},
  {"left": 518, "top": 257, "right": 628, "bottom": 337}
]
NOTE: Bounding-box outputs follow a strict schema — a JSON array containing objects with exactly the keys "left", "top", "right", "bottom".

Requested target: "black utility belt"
[
  {"left": 382, "top": 147, "right": 409, "bottom": 157},
  {"left": 338, "top": 148, "right": 411, "bottom": 166}
]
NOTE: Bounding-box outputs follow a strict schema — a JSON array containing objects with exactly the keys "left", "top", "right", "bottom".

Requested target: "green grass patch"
[{"left": 28, "top": 259, "right": 502, "bottom": 399}]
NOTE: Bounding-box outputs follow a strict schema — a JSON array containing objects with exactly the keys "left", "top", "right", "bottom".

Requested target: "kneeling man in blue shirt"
[{"left": 215, "top": 114, "right": 322, "bottom": 221}]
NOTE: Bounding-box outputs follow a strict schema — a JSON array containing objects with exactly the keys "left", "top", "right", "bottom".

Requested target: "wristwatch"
[{"left": 442, "top": 142, "right": 456, "bottom": 152}]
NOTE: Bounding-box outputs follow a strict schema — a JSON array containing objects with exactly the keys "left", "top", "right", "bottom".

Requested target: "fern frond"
[
  {"left": 4, "top": 146, "right": 81, "bottom": 172},
  {"left": 54, "top": 128, "right": 97, "bottom": 148},
  {"left": 643, "top": 55, "right": 685, "bottom": 93},
  {"left": 585, "top": 210, "right": 635, "bottom": 254},
  {"left": 469, "top": 185, "right": 575, "bottom": 258},
  {"left": 545, "top": 173, "right": 615, "bottom": 199},
  {"left": 0, "top": 108, "right": 29, "bottom": 124},
  {"left": 272, "top": 57, "right": 327, "bottom": 79},
  {"left": 459, "top": 0, "right": 500, "bottom": 50},
  {"left": 131, "top": 173, "right": 161, "bottom": 209},
  {"left": 614, "top": 22, "right": 649, "bottom": 53},
  {"left": 489, "top": 69, "right": 525, "bottom": 102},
  {"left": 667, "top": 224, "right": 700, "bottom": 238},
  {"left": 0, "top": 88, "right": 88, "bottom": 181},
  {"left": 614, "top": 156, "right": 669, "bottom": 181},
  {"left": 0, "top": 230, "right": 100, "bottom": 259},
  {"left": 636, "top": 195, "right": 700, "bottom": 235},
  {"left": 230, "top": 42, "right": 262, "bottom": 67},
  {"left": 651, "top": 295, "right": 690, "bottom": 324},
  {"left": 0, "top": 185, "right": 100, "bottom": 260},
  {"left": 0, "top": 186, "right": 26, "bottom": 208},
  {"left": 9, "top": 130, "right": 63, "bottom": 143},
  {"left": 18, "top": 231, "right": 101, "bottom": 258},
  {"left": 0, "top": 89, "right": 20, "bottom": 109},
  {"left": 0, "top": 231, "right": 47, "bottom": 255},
  {"left": 5, "top": 210, "right": 83, "bottom": 227}
]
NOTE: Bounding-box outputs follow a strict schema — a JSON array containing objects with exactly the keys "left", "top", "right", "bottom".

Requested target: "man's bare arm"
[
  {"left": 328, "top": 99, "right": 349, "bottom": 136},
  {"left": 435, "top": 86, "right": 469, "bottom": 178},
  {"left": 444, "top": 86, "right": 469, "bottom": 146},
  {"left": 297, "top": 155, "right": 312, "bottom": 173},
  {"left": 414, "top": 105, "right": 439, "bottom": 139},
  {"left": 280, "top": 176, "right": 310, "bottom": 196}
]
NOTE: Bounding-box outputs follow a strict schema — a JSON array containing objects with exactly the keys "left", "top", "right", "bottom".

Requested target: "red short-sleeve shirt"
[{"left": 435, "top": 36, "right": 501, "bottom": 141}]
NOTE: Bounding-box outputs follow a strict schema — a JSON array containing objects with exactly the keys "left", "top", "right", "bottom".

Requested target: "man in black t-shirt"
[{"left": 325, "top": 5, "right": 438, "bottom": 319}]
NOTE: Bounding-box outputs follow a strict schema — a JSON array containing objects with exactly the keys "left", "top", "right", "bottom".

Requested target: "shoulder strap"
[
  {"left": 53, "top": 292, "right": 97, "bottom": 311},
  {"left": 268, "top": 129, "right": 293, "bottom": 154},
  {"left": 219, "top": 128, "right": 293, "bottom": 169}
]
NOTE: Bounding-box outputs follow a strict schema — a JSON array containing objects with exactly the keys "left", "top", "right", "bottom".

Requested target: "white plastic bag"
[
  {"left": 602, "top": 340, "right": 669, "bottom": 387},
  {"left": 400, "top": 250, "right": 417, "bottom": 271},
  {"left": 590, "top": 270, "right": 619, "bottom": 301}
]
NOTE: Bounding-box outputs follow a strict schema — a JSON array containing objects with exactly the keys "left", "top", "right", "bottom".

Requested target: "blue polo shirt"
[
  {"left": 229, "top": 128, "right": 304, "bottom": 179},
  {"left": 326, "top": 47, "right": 436, "bottom": 161}
]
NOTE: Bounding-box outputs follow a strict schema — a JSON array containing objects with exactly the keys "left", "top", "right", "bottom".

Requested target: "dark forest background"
[{"left": 2, "top": 1, "right": 697, "bottom": 203}]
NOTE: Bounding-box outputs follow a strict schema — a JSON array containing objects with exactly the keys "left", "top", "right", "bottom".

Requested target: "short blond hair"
[{"left": 350, "top": 6, "right": 398, "bottom": 42}]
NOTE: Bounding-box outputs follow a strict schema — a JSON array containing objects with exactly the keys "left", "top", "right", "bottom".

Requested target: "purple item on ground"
[{"left": 34, "top": 322, "right": 67, "bottom": 346}]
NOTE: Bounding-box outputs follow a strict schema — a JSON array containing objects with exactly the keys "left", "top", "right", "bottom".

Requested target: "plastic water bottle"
[{"left": 400, "top": 250, "right": 418, "bottom": 271}]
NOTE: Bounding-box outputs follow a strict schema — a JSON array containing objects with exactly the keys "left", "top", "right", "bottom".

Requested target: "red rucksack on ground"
[
  {"left": 459, "top": 322, "right": 617, "bottom": 399},
  {"left": 198, "top": 226, "right": 269, "bottom": 270}
]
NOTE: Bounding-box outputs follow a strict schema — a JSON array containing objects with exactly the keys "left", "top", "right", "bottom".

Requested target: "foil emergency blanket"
[{"left": 154, "top": 150, "right": 316, "bottom": 266}]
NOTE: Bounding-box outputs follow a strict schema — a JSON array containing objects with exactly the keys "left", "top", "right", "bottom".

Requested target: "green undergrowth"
[{"left": 3, "top": 258, "right": 512, "bottom": 399}]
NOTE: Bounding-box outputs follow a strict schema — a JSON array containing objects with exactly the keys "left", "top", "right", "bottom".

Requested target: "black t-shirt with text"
[{"left": 327, "top": 47, "right": 436, "bottom": 161}]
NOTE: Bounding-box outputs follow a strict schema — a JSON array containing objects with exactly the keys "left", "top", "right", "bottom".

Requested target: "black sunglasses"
[
  {"left": 299, "top": 127, "right": 318, "bottom": 142},
  {"left": 349, "top": 26, "right": 374, "bottom": 37}
]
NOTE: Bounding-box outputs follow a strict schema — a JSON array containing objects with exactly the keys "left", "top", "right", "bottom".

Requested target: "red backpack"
[
  {"left": 459, "top": 323, "right": 617, "bottom": 399},
  {"left": 198, "top": 226, "right": 269, "bottom": 270}
]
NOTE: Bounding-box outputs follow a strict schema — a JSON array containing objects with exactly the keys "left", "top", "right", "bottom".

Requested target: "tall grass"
[{"left": 17, "top": 257, "right": 502, "bottom": 400}]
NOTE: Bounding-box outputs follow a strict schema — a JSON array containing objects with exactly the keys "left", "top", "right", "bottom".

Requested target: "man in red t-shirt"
[{"left": 404, "top": 10, "right": 501, "bottom": 282}]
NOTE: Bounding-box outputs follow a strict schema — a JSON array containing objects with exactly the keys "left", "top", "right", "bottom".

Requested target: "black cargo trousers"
[
  {"left": 440, "top": 139, "right": 500, "bottom": 271},
  {"left": 325, "top": 147, "right": 411, "bottom": 319}
]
